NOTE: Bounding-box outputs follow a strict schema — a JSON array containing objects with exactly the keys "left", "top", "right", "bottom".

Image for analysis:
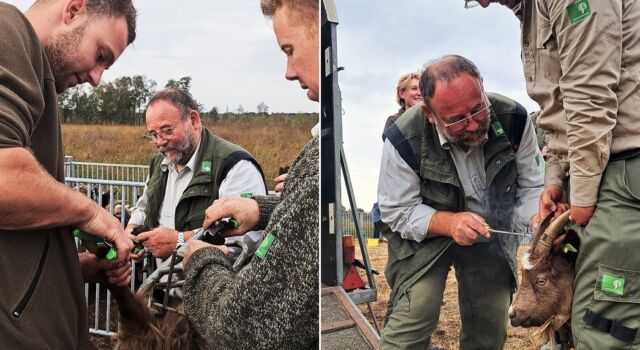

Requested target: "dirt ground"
[{"left": 356, "top": 242, "right": 543, "bottom": 350}]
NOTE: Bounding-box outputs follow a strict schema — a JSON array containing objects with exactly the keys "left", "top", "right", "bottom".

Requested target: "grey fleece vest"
[
  {"left": 144, "top": 128, "right": 266, "bottom": 231},
  {"left": 381, "top": 92, "right": 528, "bottom": 311}
]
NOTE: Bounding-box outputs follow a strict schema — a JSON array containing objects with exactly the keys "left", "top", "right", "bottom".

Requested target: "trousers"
[
  {"left": 380, "top": 239, "right": 513, "bottom": 350},
  {"left": 572, "top": 155, "right": 640, "bottom": 349}
]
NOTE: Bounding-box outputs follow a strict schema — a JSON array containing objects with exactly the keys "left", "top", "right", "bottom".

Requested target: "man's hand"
[
  {"left": 136, "top": 227, "right": 179, "bottom": 259},
  {"left": 183, "top": 240, "right": 229, "bottom": 266},
  {"left": 447, "top": 212, "right": 490, "bottom": 246},
  {"left": 79, "top": 251, "right": 131, "bottom": 287},
  {"left": 203, "top": 197, "right": 259, "bottom": 236},
  {"left": 77, "top": 205, "right": 133, "bottom": 264},
  {"left": 274, "top": 173, "right": 288, "bottom": 194},
  {"left": 538, "top": 184, "right": 569, "bottom": 219},
  {"left": 126, "top": 224, "right": 147, "bottom": 262},
  {"left": 570, "top": 205, "right": 596, "bottom": 226}
]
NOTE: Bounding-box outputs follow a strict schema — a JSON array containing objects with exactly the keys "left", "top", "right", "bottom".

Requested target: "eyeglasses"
[
  {"left": 464, "top": 0, "right": 479, "bottom": 8},
  {"left": 432, "top": 99, "right": 492, "bottom": 133},
  {"left": 143, "top": 124, "right": 177, "bottom": 143}
]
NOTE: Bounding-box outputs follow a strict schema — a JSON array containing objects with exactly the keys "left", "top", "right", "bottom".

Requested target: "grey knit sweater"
[{"left": 184, "top": 137, "right": 319, "bottom": 349}]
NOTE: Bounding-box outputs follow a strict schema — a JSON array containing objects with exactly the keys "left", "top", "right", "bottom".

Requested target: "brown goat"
[
  {"left": 101, "top": 276, "right": 209, "bottom": 350},
  {"left": 508, "top": 210, "right": 579, "bottom": 347}
]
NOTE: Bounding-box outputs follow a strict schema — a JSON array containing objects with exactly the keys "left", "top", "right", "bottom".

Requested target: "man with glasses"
[
  {"left": 126, "top": 88, "right": 267, "bottom": 262},
  {"left": 470, "top": 1, "right": 640, "bottom": 349},
  {"left": 378, "top": 55, "right": 544, "bottom": 349}
]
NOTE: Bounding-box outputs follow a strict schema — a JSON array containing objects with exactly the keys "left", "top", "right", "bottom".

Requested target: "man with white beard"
[{"left": 127, "top": 88, "right": 267, "bottom": 262}]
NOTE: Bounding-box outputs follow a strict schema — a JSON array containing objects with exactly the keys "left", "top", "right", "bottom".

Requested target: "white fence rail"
[
  {"left": 65, "top": 156, "right": 149, "bottom": 183},
  {"left": 65, "top": 162, "right": 147, "bottom": 337}
]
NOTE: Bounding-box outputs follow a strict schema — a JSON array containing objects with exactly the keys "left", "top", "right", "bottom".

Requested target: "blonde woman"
[{"left": 382, "top": 72, "right": 422, "bottom": 140}]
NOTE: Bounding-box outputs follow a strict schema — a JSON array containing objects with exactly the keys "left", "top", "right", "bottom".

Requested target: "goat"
[
  {"left": 99, "top": 273, "right": 209, "bottom": 350},
  {"left": 508, "top": 210, "right": 579, "bottom": 348}
]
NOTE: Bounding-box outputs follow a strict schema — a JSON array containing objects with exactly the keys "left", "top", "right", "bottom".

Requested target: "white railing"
[{"left": 65, "top": 163, "right": 147, "bottom": 337}]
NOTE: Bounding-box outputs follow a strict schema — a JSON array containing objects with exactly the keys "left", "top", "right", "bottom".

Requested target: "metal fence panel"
[
  {"left": 65, "top": 157, "right": 149, "bottom": 183},
  {"left": 341, "top": 211, "right": 374, "bottom": 240},
  {"left": 66, "top": 173, "right": 146, "bottom": 337}
]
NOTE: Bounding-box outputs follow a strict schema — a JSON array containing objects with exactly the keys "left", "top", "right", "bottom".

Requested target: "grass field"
[
  {"left": 356, "top": 244, "right": 544, "bottom": 350},
  {"left": 62, "top": 116, "right": 316, "bottom": 190}
]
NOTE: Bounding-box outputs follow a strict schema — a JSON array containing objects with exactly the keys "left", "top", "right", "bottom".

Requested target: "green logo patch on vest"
[
  {"left": 535, "top": 153, "right": 541, "bottom": 167},
  {"left": 201, "top": 160, "right": 212, "bottom": 173},
  {"left": 491, "top": 122, "right": 505, "bottom": 137},
  {"left": 601, "top": 273, "right": 625, "bottom": 295},
  {"left": 567, "top": 0, "right": 591, "bottom": 24}
]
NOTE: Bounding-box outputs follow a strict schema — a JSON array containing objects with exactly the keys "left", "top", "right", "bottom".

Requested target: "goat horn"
[{"left": 532, "top": 209, "right": 571, "bottom": 258}]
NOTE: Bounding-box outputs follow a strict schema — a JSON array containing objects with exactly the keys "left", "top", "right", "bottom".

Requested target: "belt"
[
  {"left": 583, "top": 308, "right": 638, "bottom": 342},
  {"left": 610, "top": 148, "right": 640, "bottom": 162}
]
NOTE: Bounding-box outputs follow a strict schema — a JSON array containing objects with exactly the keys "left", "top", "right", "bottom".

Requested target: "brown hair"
[
  {"left": 85, "top": 0, "right": 137, "bottom": 44},
  {"left": 396, "top": 72, "right": 421, "bottom": 109},
  {"left": 147, "top": 89, "right": 200, "bottom": 120},
  {"left": 37, "top": 0, "right": 138, "bottom": 44},
  {"left": 260, "top": 0, "right": 318, "bottom": 34}
]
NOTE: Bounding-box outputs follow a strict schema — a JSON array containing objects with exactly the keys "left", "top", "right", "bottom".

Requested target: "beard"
[
  {"left": 43, "top": 24, "right": 86, "bottom": 93},
  {"left": 159, "top": 123, "right": 197, "bottom": 166},
  {"left": 437, "top": 117, "right": 490, "bottom": 148}
]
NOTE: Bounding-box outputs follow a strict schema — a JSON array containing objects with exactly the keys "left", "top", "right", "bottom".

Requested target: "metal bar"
[
  {"left": 341, "top": 147, "right": 377, "bottom": 296},
  {"left": 94, "top": 283, "right": 100, "bottom": 329},
  {"left": 367, "top": 302, "right": 380, "bottom": 335},
  {"left": 105, "top": 289, "right": 112, "bottom": 332},
  {"left": 489, "top": 228, "right": 527, "bottom": 237}
]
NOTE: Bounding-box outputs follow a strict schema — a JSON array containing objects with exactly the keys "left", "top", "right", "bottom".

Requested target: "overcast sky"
[
  {"left": 7, "top": 0, "right": 317, "bottom": 113},
  {"left": 334, "top": 0, "right": 538, "bottom": 210}
]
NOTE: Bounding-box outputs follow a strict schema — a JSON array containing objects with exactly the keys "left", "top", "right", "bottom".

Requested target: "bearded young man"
[
  {"left": 377, "top": 55, "right": 544, "bottom": 350},
  {"left": 0, "top": 0, "right": 136, "bottom": 347},
  {"left": 126, "top": 88, "right": 267, "bottom": 262}
]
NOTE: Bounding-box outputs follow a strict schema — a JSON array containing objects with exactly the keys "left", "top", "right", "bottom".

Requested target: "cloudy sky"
[
  {"left": 334, "top": 0, "right": 538, "bottom": 210},
  {"left": 7, "top": 0, "right": 317, "bottom": 113}
]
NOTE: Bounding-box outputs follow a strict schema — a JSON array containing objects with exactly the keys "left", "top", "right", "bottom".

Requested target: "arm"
[
  {"left": 127, "top": 177, "right": 149, "bottom": 228},
  {"left": 377, "top": 139, "right": 434, "bottom": 242},
  {"left": 548, "top": 1, "right": 620, "bottom": 214},
  {"left": 0, "top": 148, "right": 132, "bottom": 262},
  {"left": 184, "top": 137, "right": 318, "bottom": 348},
  {"left": 513, "top": 116, "right": 545, "bottom": 229},
  {"left": 377, "top": 139, "right": 488, "bottom": 245},
  {"left": 218, "top": 159, "right": 267, "bottom": 197}
]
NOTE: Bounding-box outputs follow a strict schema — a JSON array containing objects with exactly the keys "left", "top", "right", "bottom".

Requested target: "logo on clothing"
[
  {"left": 255, "top": 232, "right": 276, "bottom": 260},
  {"left": 491, "top": 122, "right": 505, "bottom": 137},
  {"left": 201, "top": 160, "right": 212, "bottom": 173},
  {"left": 601, "top": 273, "right": 625, "bottom": 296},
  {"left": 567, "top": 0, "right": 591, "bottom": 24}
]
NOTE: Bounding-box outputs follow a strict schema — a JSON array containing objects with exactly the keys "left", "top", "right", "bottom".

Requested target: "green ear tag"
[
  {"left": 201, "top": 160, "right": 212, "bottom": 173},
  {"left": 601, "top": 273, "right": 625, "bottom": 296},
  {"left": 567, "top": 0, "right": 591, "bottom": 24},
  {"left": 255, "top": 232, "right": 276, "bottom": 260},
  {"left": 562, "top": 243, "right": 577, "bottom": 254},
  {"left": 491, "top": 122, "right": 505, "bottom": 137}
]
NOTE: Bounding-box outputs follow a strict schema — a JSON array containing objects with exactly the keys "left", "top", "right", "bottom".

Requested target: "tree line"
[{"left": 57, "top": 75, "right": 295, "bottom": 125}]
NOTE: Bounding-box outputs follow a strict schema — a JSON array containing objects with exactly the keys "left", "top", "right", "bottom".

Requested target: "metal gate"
[{"left": 65, "top": 159, "right": 147, "bottom": 337}]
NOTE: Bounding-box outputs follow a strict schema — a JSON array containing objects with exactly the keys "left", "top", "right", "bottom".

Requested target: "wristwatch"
[{"left": 177, "top": 231, "right": 185, "bottom": 248}]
